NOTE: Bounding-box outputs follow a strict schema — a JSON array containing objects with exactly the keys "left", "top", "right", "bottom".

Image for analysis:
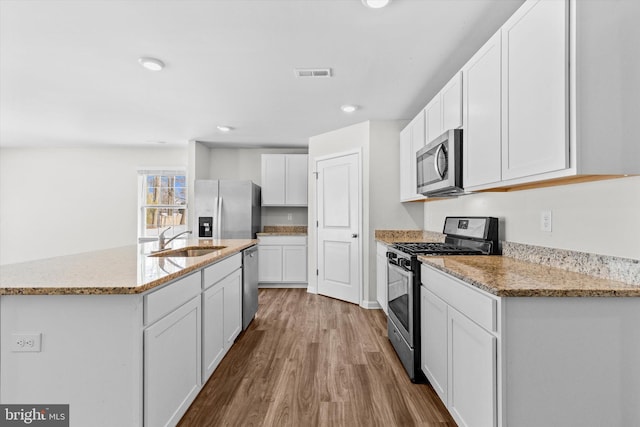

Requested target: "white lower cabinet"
[
  {"left": 421, "top": 264, "right": 498, "bottom": 427},
  {"left": 420, "top": 287, "right": 448, "bottom": 403},
  {"left": 144, "top": 295, "right": 201, "bottom": 427},
  {"left": 376, "top": 242, "right": 388, "bottom": 314},
  {"left": 202, "top": 283, "right": 225, "bottom": 380},
  {"left": 448, "top": 307, "right": 497, "bottom": 427},
  {"left": 282, "top": 245, "right": 307, "bottom": 282},
  {"left": 258, "top": 235, "right": 307, "bottom": 284},
  {"left": 202, "top": 253, "right": 242, "bottom": 382},
  {"left": 145, "top": 252, "right": 244, "bottom": 427}
]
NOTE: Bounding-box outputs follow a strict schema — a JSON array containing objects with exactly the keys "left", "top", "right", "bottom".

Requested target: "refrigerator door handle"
[{"left": 216, "top": 196, "right": 223, "bottom": 239}]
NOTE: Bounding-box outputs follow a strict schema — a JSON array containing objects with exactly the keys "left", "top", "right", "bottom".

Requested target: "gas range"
[
  {"left": 386, "top": 217, "right": 499, "bottom": 383},
  {"left": 389, "top": 217, "right": 500, "bottom": 260}
]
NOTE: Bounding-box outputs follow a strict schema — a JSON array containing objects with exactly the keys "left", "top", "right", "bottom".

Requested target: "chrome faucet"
[{"left": 158, "top": 226, "right": 192, "bottom": 251}]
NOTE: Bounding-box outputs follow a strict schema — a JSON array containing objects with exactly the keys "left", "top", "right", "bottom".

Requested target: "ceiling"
[{"left": 0, "top": 0, "right": 524, "bottom": 148}]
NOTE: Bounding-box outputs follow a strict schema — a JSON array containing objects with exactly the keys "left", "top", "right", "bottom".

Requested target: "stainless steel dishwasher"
[{"left": 242, "top": 246, "right": 258, "bottom": 330}]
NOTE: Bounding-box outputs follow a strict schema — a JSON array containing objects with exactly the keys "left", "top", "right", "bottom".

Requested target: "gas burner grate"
[{"left": 392, "top": 242, "right": 483, "bottom": 256}]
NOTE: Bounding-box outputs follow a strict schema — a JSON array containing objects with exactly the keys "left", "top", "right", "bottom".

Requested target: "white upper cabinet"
[
  {"left": 501, "top": 0, "right": 569, "bottom": 181},
  {"left": 463, "top": 32, "right": 502, "bottom": 188},
  {"left": 425, "top": 96, "right": 443, "bottom": 144},
  {"left": 425, "top": 72, "right": 463, "bottom": 144},
  {"left": 399, "top": 111, "right": 426, "bottom": 202},
  {"left": 261, "top": 154, "right": 308, "bottom": 206},
  {"left": 441, "top": 72, "right": 463, "bottom": 132}
]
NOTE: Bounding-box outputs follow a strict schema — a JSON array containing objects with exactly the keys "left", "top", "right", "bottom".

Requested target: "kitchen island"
[
  {"left": 418, "top": 253, "right": 640, "bottom": 427},
  {"left": 0, "top": 239, "right": 256, "bottom": 427}
]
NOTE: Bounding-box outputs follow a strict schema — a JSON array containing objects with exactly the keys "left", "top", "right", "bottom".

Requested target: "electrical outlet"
[
  {"left": 540, "top": 210, "right": 552, "bottom": 232},
  {"left": 12, "top": 333, "right": 42, "bottom": 352},
  {"left": 287, "top": 213, "right": 293, "bottom": 221}
]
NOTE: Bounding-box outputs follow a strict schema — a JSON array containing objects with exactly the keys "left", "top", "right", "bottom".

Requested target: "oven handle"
[{"left": 388, "top": 259, "right": 413, "bottom": 276}]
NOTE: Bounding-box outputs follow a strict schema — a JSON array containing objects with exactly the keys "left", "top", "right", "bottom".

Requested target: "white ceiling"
[{"left": 0, "top": 0, "right": 524, "bottom": 148}]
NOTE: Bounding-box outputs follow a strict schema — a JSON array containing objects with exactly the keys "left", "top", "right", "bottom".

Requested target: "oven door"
[{"left": 387, "top": 259, "right": 413, "bottom": 347}]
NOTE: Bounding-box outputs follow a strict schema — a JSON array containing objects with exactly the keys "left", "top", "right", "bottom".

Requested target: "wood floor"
[{"left": 178, "top": 288, "right": 456, "bottom": 427}]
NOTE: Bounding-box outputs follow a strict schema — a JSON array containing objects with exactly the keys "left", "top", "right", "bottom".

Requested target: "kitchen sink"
[{"left": 148, "top": 246, "right": 226, "bottom": 258}]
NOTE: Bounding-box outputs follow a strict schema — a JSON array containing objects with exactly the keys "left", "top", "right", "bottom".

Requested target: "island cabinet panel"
[
  {"left": 144, "top": 296, "right": 201, "bottom": 427},
  {"left": 0, "top": 294, "right": 144, "bottom": 427}
]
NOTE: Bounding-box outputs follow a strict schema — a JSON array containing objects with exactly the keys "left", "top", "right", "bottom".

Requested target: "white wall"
[
  {"left": 0, "top": 146, "right": 187, "bottom": 265},
  {"left": 424, "top": 176, "right": 640, "bottom": 260}
]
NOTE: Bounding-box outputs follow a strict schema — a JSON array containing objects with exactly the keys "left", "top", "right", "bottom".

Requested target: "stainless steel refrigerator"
[{"left": 194, "top": 180, "right": 261, "bottom": 239}]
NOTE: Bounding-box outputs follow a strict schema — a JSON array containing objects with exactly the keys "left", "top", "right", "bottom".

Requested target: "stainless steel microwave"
[{"left": 416, "top": 129, "right": 463, "bottom": 197}]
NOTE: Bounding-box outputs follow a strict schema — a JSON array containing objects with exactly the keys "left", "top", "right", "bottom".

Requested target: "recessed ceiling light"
[
  {"left": 341, "top": 104, "right": 359, "bottom": 113},
  {"left": 138, "top": 57, "right": 165, "bottom": 71},
  {"left": 217, "top": 125, "right": 233, "bottom": 132},
  {"left": 361, "top": 0, "right": 391, "bottom": 9}
]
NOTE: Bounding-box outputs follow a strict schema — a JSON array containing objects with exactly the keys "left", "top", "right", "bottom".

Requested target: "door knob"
[{"left": 351, "top": 233, "right": 358, "bottom": 238}]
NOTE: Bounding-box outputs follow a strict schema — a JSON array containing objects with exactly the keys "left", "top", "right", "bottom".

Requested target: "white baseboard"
[
  {"left": 258, "top": 283, "right": 308, "bottom": 289},
  {"left": 360, "top": 300, "right": 382, "bottom": 310},
  {"left": 306, "top": 285, "right": 318, "bottom": 294}
]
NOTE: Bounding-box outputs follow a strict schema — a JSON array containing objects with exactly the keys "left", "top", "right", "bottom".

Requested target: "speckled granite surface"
[
  {"left": 375, "top": 229, "right": 445, "bottom": 245},
  {"left": 419, "top": 255, "right": 640, "bottom": 297},
  {"left": 503, "top": 242, "right": 640, "bottom": 286},
  {"left": 0, "top": 239, "right": 256, "bottom": 295},
  {"left": 258, "top": 225, "right": 307, "bottom": 236}
]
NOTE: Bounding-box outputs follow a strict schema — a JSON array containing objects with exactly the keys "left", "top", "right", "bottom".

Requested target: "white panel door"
[
  {"left": 448, "top": 308, "right": 497, "bottom": 427},
  {"left": 463, "top": 31, "right": 503, "bottom": 188},
  {"left": 501, "top": 0, "right": 568, "bottom": 180},
  {"left": 316, "top": 152, "right": 360, "bottom": 304}
]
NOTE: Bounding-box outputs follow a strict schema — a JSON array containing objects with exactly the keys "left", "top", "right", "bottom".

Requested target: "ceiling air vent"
[{"left": 294, "top": 68, "right": 332, "bottom": 78}]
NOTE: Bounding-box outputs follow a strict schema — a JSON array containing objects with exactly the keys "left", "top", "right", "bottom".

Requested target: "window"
[{"left": 138, "top": 169, "right": 188, "bottom": 241}]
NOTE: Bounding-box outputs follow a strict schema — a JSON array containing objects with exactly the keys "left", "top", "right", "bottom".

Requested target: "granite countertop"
[
  {"left": 257, "top": 225, "right": 308, "bottom": 236},
  {"left": 0, "top": 239, "right": 256, "bottom": 296},
  {"left": 375, "top": 229, "right": 445, "bottom": 245},
  {"left": 419, "top": 255, "right": 640, "bottom": 297}
]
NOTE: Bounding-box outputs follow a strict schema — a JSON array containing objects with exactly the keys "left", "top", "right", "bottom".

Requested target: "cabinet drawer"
[
  {"left": 258, "top": 235, "right": 307, "bottom": 246},
  {"left": 421, "top": 264, "right": 497, "bottom": 332},
  {"left": 203, "top": 253, "right": 241, "bottom": 290},
  {"left": 145, "top": 272, "right": 201, "bottom": 325}
]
